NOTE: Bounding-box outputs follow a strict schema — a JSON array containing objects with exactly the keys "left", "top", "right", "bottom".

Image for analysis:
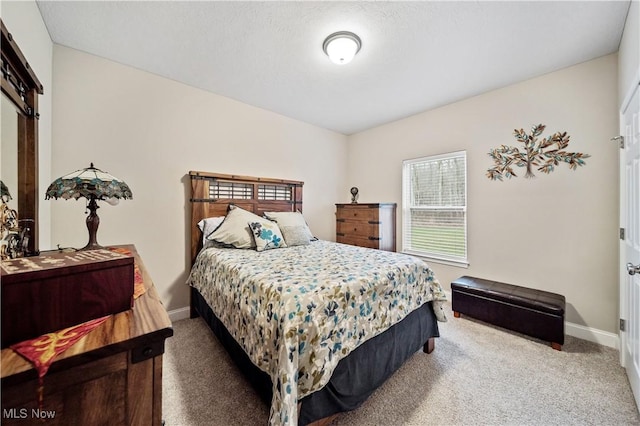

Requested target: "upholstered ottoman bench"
[{"left": 451, "top": 276, "right": 566, "bottom": 350}]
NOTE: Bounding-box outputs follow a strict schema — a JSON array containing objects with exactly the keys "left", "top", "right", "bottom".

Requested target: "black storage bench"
[{"left": 451, "top": 276, "right": 566, "bottom": 350}]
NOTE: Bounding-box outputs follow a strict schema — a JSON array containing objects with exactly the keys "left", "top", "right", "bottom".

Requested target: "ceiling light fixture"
[{"left": 322, "top": 31, "right": 361, "bottom": 65}]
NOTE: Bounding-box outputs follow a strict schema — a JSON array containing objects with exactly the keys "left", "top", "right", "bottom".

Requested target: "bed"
[{"left": 187, "top": 171, "right": 447, "bottom": 426}]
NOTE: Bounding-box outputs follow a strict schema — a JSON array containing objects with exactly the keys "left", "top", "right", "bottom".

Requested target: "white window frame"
[{"left": 402, "top": 150, "right": 468, "bottom": 267}]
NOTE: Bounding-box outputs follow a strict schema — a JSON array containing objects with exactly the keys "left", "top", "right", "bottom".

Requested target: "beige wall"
[
  {"left": 347, "top": 54, "right": 619, "bottom": 334},
  {"left": 0, "top": 0, "right": 53, "bottom": 250},
  {"left": 6, "top": 1, "right": 627, "bottom": 337},
  {"left": 51, "top": 45, "right": 347, "bottom": 311}
]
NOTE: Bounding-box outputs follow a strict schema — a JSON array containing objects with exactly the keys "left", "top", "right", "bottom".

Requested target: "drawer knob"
[{"left": 132, "top": 341, "right": 164, "bottom": 363}]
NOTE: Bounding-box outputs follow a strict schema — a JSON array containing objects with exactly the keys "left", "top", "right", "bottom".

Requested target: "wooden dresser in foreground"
[
  {"left": 336, "top": 203, "right": 397, "bottom": 251},
  {"left": 0, "top": 245, "right": 173, "bottom": 425}
]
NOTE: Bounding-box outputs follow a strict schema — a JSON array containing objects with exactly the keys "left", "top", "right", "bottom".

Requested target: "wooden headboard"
[{"left": 189, "top": 171, "right": 303, "bottom": 262}]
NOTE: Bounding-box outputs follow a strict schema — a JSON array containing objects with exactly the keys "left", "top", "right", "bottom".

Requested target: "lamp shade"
[
  {"left": 45, "top": 163, "right": 132, "bottom": 201},
  {"left": 45, "top": 163, "right": 132, "bottom": 251},
  {"left": 323, "top": 31, "right": 361, "bottom": 65}
]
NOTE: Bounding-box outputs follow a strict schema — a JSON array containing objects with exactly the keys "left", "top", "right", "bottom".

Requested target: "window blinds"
[{"left": 402, "top": 151, "right": 467, "bottom": 264}]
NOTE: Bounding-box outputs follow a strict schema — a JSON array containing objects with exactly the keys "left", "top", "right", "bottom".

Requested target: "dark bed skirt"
[{"left": 190, "top": 286, "right": 440, "bottom": 425}]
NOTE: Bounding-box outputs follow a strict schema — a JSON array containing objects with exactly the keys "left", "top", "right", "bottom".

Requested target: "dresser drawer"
[
  {"left": 336, "top": 220, "right": 379, "bottom": 239},
  {"left": 336, "top": 206, "right": 379, "bottom": 222},
  {"left": 336, "top": 235, "right": 379, "bottom": 249}
]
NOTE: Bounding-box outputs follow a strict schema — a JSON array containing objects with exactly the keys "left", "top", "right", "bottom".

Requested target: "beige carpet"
[{"left": 162, "top": 303, "right": 640, "bottom": 426}]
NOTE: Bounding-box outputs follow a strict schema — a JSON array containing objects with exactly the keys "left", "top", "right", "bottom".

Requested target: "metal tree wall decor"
[{"left": 486, "top": 124, "right": 590, "bottom": 180}]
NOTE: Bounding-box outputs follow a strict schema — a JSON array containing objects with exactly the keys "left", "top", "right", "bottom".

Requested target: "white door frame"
[
  {"left": 619, "top": 71, "right": 639, "bottom": 367},
  {"left": 619, "top": 71, "right": 640, "bottom": 413}
]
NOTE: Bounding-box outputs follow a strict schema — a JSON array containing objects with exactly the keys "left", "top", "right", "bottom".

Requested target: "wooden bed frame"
[
  {"left": 188, "top": 171, "right": 435, "bottom": 426},
  {"left": 189, "top": 171, "right": 303, "bottom": 263}
]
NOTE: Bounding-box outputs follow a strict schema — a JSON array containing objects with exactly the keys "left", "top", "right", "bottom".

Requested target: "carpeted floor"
[{"left": 162, "top": 303, "right": 640, "bottom": 426}]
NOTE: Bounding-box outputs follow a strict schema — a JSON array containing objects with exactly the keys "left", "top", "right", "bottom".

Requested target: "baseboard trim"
[
  {"left": 565, "top": 321, "right": 619, "bottom": 349},
  {"left": 169, "top": 296, "right": 621, "bottom": 350},
  {"left": 168, "top": 306, "right": 191, "bottom": 322},
  {"left": 444, "top": 290, "right": 619, "bottom": 349}
]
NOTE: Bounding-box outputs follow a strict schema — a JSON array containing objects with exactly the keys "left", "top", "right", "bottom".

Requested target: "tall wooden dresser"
[
  {"left": 336, "top": 203, "right": 397, "bottom": 251},
  {"left": 0, "top": 245, "right": 173, "bottom": 425}
]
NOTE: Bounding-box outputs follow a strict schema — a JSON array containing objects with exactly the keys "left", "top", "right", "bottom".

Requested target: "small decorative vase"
[{"left": 350, "top": 187, "right": 359, "bottom": 203}]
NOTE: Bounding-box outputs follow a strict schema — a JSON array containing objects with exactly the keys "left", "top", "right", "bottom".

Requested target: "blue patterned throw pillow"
[{"left": 249, "top": 221, "right": 288, "bottom": 252}]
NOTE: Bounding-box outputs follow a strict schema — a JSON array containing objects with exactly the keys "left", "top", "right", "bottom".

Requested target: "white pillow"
[
  {"left": 197, "top": 216, "right": 225, "bottom": 245},
  {"left": 208, "top": 206, "right": 266, "bottom": 249},
  {"left": 263, "top": 211, "right": 314, "bottom": 241},
  {"left": 280, "top": 225, "right": 311, "bottom": 247},
  {"left": 249, "top": 221, "right": 287, "bottom": 251}
]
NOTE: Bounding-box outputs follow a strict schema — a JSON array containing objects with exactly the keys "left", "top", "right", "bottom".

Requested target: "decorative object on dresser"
[
  {"left": 1, "top": 181, "right": 19, "bottom": 260},
  {"left": 1, "top": 245, "right": 173, "bottom": 426},
  {"left": 1, "top": 248, "right": 134, "bottom": 348},
  {"left": 45, "top": 163, "right": 133, "bottom": 250},
  {"left": 350, "top": 186, "right": 359, "bottom": 203},
  {"left": 0, "top": 182, "right": 35, "bottom": 260},
  {"left": 0, "top": 181, "right": 11, "bottom": 203},
  {"left": 336, "top": 203, "right": 396, "bottom": 251}
]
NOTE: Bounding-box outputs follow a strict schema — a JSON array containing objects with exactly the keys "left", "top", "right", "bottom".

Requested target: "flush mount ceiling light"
[{"left": 322, "top": 31, "right": 362, "bottom": 65}]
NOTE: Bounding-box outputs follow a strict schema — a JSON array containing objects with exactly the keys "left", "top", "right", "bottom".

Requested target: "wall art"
[{"left": 487, "top": 124, "right": 590, "bottom": 180}]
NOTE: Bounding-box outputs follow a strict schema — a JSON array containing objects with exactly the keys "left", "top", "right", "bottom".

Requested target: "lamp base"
[
  {"left": 83, "top": 197, "right": 103, "bottom": 251},
  {"left": 80, "top": 242, "right": 105, "bottom": 251}
]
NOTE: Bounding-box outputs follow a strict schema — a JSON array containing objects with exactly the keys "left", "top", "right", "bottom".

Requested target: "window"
[{"left": 402, "top": 151, "right": 467, "bottom": 265}]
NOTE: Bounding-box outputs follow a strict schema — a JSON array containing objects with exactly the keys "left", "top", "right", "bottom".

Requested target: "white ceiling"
[{"left": 36, "top": 1, "right": 630, "bottom": 135}]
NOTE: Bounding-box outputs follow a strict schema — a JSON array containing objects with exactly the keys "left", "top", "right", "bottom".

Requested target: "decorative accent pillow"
[
  {"left": 280, "top": 225, "right": 311, "bottom": 247},
  {"left": 208, "top": 206, "right": 266, "bottom": 249},
  {"left": 249, "top": 221, "right": 287, "bottom": 252},
  {"left": 197, "top": 216, "right": 225, "bottom": 245},
  {"left": 263, "top": 211, "right": 315, "bottom": 240}
]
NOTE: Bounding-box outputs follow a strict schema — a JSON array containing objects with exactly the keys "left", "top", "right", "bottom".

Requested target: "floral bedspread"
[{"left": 187, "top": 240, "right": 447, "bottom": 425}]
